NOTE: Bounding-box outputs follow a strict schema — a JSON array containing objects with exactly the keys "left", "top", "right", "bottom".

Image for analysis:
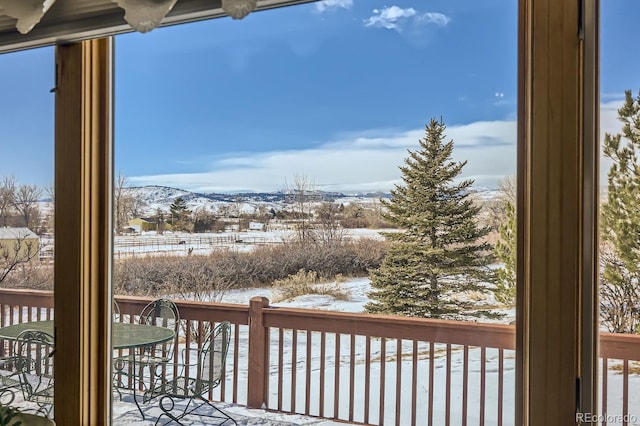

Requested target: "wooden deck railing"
[{"left": 1, "top": 288, "right": 640, "bottom": 425}]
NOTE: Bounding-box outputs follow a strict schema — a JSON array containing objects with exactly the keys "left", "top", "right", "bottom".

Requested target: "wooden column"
[
  {"left": 54, "top": 38, "right": 113, "bottom": 425},
  {"left": 518, "top": 0, "right": 598, "bottom": 424}
]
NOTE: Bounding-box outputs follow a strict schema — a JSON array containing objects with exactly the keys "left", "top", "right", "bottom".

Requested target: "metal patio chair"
[
  {"left": 13, "top": 329, "right": 55, "bottom": 417},
  {"left": 137, "top": 298, "right": 180, "bottom": 368},
  {"left": 0, "top": 355, "right": 20, "bottom": 406},
  {"left": 113, "top": 298, "right": 180, "bottom": 418},
  {"left": 149, "top": 321, "right": 236, "bottom": 426},
  {"left": 114, "top": 298, "right": 180, "bottom": 384}
]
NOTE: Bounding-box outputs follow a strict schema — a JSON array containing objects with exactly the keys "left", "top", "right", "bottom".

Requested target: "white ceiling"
[{"left": 0, "top": 0, "right": 316, "bottom": 53}]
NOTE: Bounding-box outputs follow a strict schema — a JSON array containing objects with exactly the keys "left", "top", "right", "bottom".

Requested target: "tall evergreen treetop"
[
  {"left": 494, "top": 201, "right": 516, "bottom": 305},
  {"left": 600, "top": 89, "right": 640, "bottom": 333},
  {"left": 170, "top": 197, "right": 190, "bottom": 218},
  {"left": 169, "top": 196, "right": 192, "bottom": 231},
  {"left": 602, "top": 90, "right": 640, "bottom": 271},
  {"left": 366, "top": 118, "right": 498, "bottom": 320}
]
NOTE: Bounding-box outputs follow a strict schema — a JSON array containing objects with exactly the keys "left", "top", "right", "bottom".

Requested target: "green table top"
[{"left": 0, "top": 320, "right": 175, "bottom": 350}]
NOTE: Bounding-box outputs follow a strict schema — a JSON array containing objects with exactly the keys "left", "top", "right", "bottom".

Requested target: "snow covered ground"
[
  {"left": 111, "top": 228, "right": 388, "bottom": 258},
  {"left": 112, "top": 398, "right": 345, "bottom": 425},
  {"left": 5, "top": 391, "right": 344, "bottom": 425}
]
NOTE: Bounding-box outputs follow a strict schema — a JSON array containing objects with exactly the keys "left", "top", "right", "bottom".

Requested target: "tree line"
[
  {"left": 0, "top": 175, "right": 47, "bottom": 232},
  {"left": 113, "top": 173, "right": 393, "bottom": 236}
]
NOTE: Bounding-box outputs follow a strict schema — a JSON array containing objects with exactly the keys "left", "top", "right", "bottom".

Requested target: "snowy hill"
[
  {"left": 124, "top": 185, "right": 245, "bottom": 215},
  {"left": 123, "top": 185, "right": 394, "bottom": 216}
]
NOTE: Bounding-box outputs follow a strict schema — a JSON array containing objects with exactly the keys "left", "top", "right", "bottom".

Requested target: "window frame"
[{"left": 49, "top": 1, "right": 601, "bottom": 424}]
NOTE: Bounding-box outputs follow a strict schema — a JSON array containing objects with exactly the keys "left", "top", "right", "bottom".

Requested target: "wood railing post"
[{"left": 248, "top": 296, "right": 269, "bottom": 408}]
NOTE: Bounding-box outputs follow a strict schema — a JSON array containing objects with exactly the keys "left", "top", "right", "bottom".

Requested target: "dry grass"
[
  {"left": 272, "top": 269, "right": 351, "bottom": 302},
  {"left": 608, "top": 361, "right": 640, "bottom": 375}
]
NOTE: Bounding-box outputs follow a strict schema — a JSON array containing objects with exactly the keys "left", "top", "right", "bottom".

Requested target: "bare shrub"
[
  {"left": 340, "top": 217, "right": 370, "bottom": 229},
  {"left": 272, "top": 269, "right": 351, "bottom": 303},
  {"left": 1, "top": 262, "right": 53, "bottom": 290},
  {"left": 112, "top": 238, "right": 388, "bottom": 298},
  {"left": 113, "top": 255, "right": 233, "bottom": 300},
  {"left": 165, "top": 256, "right": 235, "bottom": 302},
  {"left": 113, "top": 257, "right": 172, "bottom": 296},
  {"left": 0, "top": 234, "right": 41, "bottom": 284}
]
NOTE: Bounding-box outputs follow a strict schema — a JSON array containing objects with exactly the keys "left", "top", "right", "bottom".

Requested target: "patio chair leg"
[
  {"left": 113, "top": 379, "right": 124, "bottom": 401},
  {"left": 34, "top": 402, "right": 53, "bottom": 418},
  {"left": 205, "top": 400, "right": 237, "bottom": 425},
  {"left": 132, "top": 391, "right": 146, "bottom": 420},
  {"left": 155, "top": 395, "right": 236, "bottom": 426},
  {"left": 155, "top": 410, "right": 184, "bottom": 426},
  {"left": 155, "top": 396, "right": 187, "bottom": 426},
  {"left": 183, "top": 397, "right": 237, "bottom": 426},
  {"left": 0, "top": 387, "right": 15, "bottom": 406}
]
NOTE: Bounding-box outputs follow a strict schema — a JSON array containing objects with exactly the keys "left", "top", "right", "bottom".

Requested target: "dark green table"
[
  {"left": 0, "top": 320, "right": 176, "bottom": 419},
  {"left": 0, "top": 321, "right": 175, "bottom": 349}
]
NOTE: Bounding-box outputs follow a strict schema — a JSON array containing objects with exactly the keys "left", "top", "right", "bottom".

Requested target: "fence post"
[{"left": 248, "top": 296, "right": 269, "bottom": 408}]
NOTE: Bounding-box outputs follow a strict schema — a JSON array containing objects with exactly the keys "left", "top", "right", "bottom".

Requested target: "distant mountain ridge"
[
  {"left": 124, "top": 185, "right": 392, "bottom": 216},
  {"left": 123, "top": 185, "right": 498, "bottom": 216},
  {"left": 127, "top": 185, "right": 389, "bottom": 203}
]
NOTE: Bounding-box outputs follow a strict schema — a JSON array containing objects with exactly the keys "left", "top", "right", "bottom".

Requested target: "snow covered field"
[{"left": 109, "top": 228, "right": 387, "bottom": 258}]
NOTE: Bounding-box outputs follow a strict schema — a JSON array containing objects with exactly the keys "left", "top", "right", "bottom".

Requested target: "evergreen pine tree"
[
  {"left": 600, "top": 89, "right": 640, "bottom": 333},
  {"left": 170, "top": 196, "right": 191, "bottom": 232},
  {"left": 494, "top": 201, "right": 516, "bottom": 305},
  {"left": 365, "top": 118, "right": 499, "bottom": 319},
  {"left": 155, "top": 207, "right": 165, "bottom": 234}
]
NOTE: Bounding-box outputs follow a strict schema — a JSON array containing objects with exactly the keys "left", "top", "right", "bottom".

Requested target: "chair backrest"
[
  {"left": 112, "top": 299, "right": 121, "bottom": 322},
  {"left": 195, "top": 321, "right": 231, "bottom": 395},
  {"left": 140, "top": 298, "right": 179, "bottom": 327},
  {"left": 139, "top": 298, "right": 180, "bottom": 361},
  {"left": 13, "top": 330, "right": 55, "bottom": 408}
]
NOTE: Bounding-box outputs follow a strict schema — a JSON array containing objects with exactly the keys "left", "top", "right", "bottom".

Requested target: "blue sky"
[{"left": 0, "top": 0, "right": 638, "bottom": 193}]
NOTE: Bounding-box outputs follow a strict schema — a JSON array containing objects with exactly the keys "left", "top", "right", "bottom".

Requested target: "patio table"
[
  {"left": 0, "top": 320, "right": 176, "bottom": 419},
  {"left": 0, "top": 320, "right": 175, "bottom": 350}
]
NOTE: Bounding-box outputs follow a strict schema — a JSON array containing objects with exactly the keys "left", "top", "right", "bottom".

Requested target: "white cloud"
[
  {"left": 418, "top": 12, "right": 450, "bottom": 27},
  {"left": 364, "top": 6, "right": 450, "bottom": 31},
  {"left": 601, "top": 92, "right": 626, "bottom": 101},
  {"left": 600, "top": 98, "right": 623, "bottom": 136},
  {"left": 364, "top": 6, "right": 416, "bottom": 30},
  {"left": 314, "top": 0, "right": 353, "bottom": 13},
  {"left": 130, "top": 119, "right": 517, "bottom": 193}
]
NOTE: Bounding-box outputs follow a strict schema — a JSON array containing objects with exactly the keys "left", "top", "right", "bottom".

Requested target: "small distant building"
[
  {"left": 266, "top": 221, "right": 294, "bottom": 231},
  {"left": 249, "top": 222, "right": 265, "bottom": 231},
  {"left": 0, "top": 227, "right": 39, "bottom": 261},
  {"left": 128, "top": 217, "right": 157, "bottom": 232},
  {"left": 225, "top": 223, "right": 240, "bottom": 232}
]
